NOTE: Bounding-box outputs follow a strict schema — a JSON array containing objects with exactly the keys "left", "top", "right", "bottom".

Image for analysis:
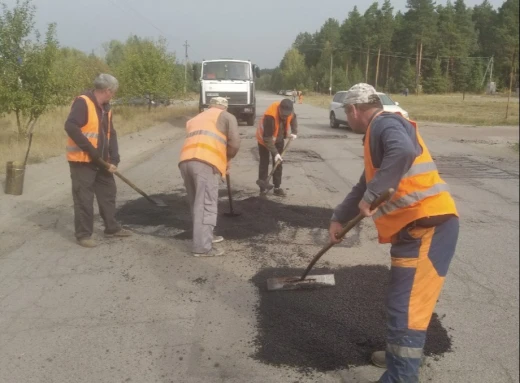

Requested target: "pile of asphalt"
[
  {"left": 116, "top": 192, "right": 357, "bottom": 243},
  {"left": 251, "top": 266, "right": 452, "bottom": 372}
]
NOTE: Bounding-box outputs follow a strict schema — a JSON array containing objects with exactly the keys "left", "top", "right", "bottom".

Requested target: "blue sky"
[{"left": 3, "top": 0, "right": 506, "bottom": 68}]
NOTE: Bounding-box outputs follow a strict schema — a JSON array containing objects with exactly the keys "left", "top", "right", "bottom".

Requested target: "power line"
[
  {"left": 108, "top": 0, "right": 167, "bottom": 36},
  {"left": 292, "top": 43, "right": 491, "bottom": 61},
  {"left": 107, "top": 0, "right": 203, "bottom": 63}
]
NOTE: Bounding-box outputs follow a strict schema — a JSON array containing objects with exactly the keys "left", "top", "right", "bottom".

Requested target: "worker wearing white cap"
[
  {"left": 179, "top": 96, "right": 241, "bottom": 257},
  {"left": 329, "top": 83, "right": 459, "bottom": 382}
]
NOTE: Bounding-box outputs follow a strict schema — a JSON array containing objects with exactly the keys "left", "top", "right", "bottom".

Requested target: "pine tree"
[
  {"left": 468, "top": 59, "right": 485, "bottom": 92},
  {"left": 423, "top": 58, "right": 449, "bottom": 93}
]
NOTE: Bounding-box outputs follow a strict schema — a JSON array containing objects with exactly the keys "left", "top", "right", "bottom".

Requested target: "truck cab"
[{"left": 194, "top": 59, "right": 260, "bottom": 126}]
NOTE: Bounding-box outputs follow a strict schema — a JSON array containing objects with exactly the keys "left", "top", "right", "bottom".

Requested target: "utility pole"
[
  {"left": 183, "top": 40, "right": 190, "bottom": 94},
  {"left": 329, "top": 54, "right": 333, "bottom": 96},
  {"left": 505, "top": 49, "right": 516, "bottom": 120},
  {"left": 489, "top": 55, "right": 494, "bottom": 83}
]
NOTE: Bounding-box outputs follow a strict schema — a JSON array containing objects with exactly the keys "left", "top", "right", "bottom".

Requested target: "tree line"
[
  {"left": 257, "top": 0, "right": 519, "bottom": 95},
  {"left": 0, "top": 0, "right": 197, "bottom": 138}
]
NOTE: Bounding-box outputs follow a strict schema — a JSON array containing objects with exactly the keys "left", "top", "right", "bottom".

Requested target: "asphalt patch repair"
[
  {"left": 115, "top": 192, "right": 360, "bottom": 246},
  {"left": 251, "top": 266, "right": 452, "bottom": 372}
]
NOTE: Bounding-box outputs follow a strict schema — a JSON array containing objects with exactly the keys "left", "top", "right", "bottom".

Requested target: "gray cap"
[
  {"left": 279, "top": 98, "right": 294, "bottom": 116},
  {"left": 342, "top": 83, "right": 380, "bottom": 105},
  {"left": 209, "top": 96, "right": 228, "bottom": 107}
]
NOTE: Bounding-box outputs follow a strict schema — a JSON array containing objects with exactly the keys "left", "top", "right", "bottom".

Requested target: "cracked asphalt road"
[{"left": 0, "top": 92, "right": 518, "bottom": 383}]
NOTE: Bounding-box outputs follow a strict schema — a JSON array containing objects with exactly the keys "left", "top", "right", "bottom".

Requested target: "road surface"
[{"left": 1, "top": 91, "right": 518, "bottom": 383}]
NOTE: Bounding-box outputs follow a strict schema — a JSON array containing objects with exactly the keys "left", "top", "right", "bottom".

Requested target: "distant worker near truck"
[{"left": 256, "top": 99, "right": 298, "bottom": 197}]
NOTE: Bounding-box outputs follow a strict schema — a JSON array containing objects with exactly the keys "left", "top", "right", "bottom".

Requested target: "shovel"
[
  {"left": 256, "top": 137, "right": 293, "bottom": 193},
  {"left": 266, "top": 188, "right": 394, "bottom": 291},
  {"left": 223, "top": 173, "right": 241, "bottom": 217},
  {"left": 97, "top": 158, "right": 168, "bottom": 207}
]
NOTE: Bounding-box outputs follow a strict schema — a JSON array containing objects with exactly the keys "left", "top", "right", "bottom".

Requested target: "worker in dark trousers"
[
  {"left": 65, "top": 74, "right": 132, "bottom": 248},
  {"left": 255, "top": 99, "right": 298, "bottom": 196},
  {"left": 329, "top": 83, "right": 459, "bottom": 383}
]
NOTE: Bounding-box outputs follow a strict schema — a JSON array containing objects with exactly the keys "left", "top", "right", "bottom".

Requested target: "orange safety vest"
[
  {"left": 256, "top": 101, "right": 293, "bottom": 146},
  {"left": 179, "top": 107, "right": 228, "bottom": 176},
  {"left": 364, "top": 111, "right": 458, "bottom": 243},
  {"left": 66, "top": 95, "right": 111, "bottom": 163}
]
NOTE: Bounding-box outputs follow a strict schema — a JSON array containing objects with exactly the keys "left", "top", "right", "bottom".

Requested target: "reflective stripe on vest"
[
  {"left": 66, "top": 95, "right": 111, "bottom": 162},
  {"left": 256, "top": 101, "right": 293, "bottom": 147},
  {"left": 364, "top": 112, "right": 458, "bottom": 243},
  {"left": 179, "top": 107, "right": 228, "bottom": 176}
]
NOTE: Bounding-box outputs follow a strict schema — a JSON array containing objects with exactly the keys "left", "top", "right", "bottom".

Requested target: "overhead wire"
[{"left": 291, "top": 43, "right": 490, "bottom": 62}]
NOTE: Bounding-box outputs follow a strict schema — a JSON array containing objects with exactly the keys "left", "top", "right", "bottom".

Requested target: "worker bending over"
[
  {"left": 256, "top": 99, "right": 298, "bottom": 196},
  {"left": 64, "top": 74, "right": 132, "bottom": 247},
  {"left": 329, "top": 83, "right": 459, "bottom": 383},
  {"left": 178, "top": 97, "right": 240, "bottom": 257}
]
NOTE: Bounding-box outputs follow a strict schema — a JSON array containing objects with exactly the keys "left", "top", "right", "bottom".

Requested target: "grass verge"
[
  {"left": 0, "top": 103, "right": 197, "bottom": 174},
  {"left": 303, "top": 92, "right": 519, "bottom": 126}
]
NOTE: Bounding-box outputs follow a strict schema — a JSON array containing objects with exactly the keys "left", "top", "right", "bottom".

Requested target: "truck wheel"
[{"left": 246, "top": 115, "right": 256, "bottom": 126}]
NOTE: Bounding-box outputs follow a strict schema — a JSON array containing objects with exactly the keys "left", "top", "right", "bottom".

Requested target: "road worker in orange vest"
[
  {"left": 256, "top": 99, "right": 298, "bottom": 196},
  {"left": 329, "top": 83, "right": 459, "bottom": 383},
  {"left": 64, "top": 74, "right": 132, "bottom": 248},
  {"left": 178, "top": 96, "right": 241, "bottom": 257}
]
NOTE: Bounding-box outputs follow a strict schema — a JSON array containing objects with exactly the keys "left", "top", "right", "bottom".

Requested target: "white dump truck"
[{"left": 194, "top": 59, "right": 260, "bottom": 126}]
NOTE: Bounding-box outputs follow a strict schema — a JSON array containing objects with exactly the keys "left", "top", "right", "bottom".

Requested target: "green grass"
[
  {"left": 304, "top": 92, "right": 520, "bottom": 126},
  {"left": 0, "top": 103, "right": 197, "bottom": 174}
]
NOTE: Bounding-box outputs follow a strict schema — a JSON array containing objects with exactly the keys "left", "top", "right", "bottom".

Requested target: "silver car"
[{"left": 329, "top": 91, "right": 409, "bottom": 129}]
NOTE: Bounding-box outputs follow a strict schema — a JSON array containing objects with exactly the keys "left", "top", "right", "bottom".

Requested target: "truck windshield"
[{"left": 202, "top": 61, "right": 251, "bottom": 81}]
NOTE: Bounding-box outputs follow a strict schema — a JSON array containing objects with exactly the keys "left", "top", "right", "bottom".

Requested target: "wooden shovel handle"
[
  {"left": 299, "top": 188, "right": 394, "bottom": 281},
  {"left": 97, "top": 158, "right": 157, "bottom": 204},
  {"left": 265, "top": 137, "right": 293, "bottom": 183},
  {"left": 334, "top": 188, "right": 395, "bottom": 240}
]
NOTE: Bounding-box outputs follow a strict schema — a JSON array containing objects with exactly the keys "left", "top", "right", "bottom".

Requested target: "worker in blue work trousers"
[{"left": 329, "top": 83, "right": 459, "bottom": 383}]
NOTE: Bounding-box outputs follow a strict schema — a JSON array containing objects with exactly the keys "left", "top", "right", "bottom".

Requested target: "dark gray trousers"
[
  {"left": 69, "top": 162, "right": 120, "bottom": 240},
  {"left": 258, "top": 141, "right": 284, "bottom": 189}
]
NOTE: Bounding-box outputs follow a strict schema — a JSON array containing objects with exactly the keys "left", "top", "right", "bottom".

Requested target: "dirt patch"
[
  {"left": 251, "top": 266, "right": 452, "bottom": 373},
  {"left": 115, "top": 193, "right": 360, "bottom": 246}
]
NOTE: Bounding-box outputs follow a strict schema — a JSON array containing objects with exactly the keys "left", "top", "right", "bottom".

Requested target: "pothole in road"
[
  {"left": 250, "top": 148, "right": 324, "bottom": 163},
  {"left": 115, "top": 192, "right": 358, "bottom": 246},
  {"left": 251, "top": 266, "right": 452, "bottom": 373},
  {"left": 434, "top": 156, "right": 519, "bottom": 179}
]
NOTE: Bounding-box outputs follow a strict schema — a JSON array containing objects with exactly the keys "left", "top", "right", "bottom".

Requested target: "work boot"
[
  {"left": 105, "top": 228, "right": 133, "bottom": 238},
  {"left": 273, "top": 188, "right": 286, "bottom": 197},
  {"left": 371, "top": 351, "right": 426, "bottom": 369},
  {"left": 77, "top": 238, "right": 96, "bottom": 248},
  {"left": 212, "top": 235, "right": 224, "bottom": 244},
  {"left": 193, "top": 248, "right": 225, "bottom": 257},
  {"left": 371, "top": 351, "right": 387, "bottom": 369}
]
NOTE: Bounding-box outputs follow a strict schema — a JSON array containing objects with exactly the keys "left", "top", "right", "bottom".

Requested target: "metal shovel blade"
[
  {"left": 256, "top": 179, "right": 274, "bottom": 191},
  {"left": 266, "top": 274, "right": 336, "bottom": 291},
  {"left": 152, "top": 198, "right": 168, "bottom": 207}
]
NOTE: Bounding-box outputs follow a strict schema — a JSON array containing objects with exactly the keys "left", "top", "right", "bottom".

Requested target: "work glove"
[
  {"left": 290, "top": 134, "right": 297, "bottom": 140},
  {"left": 274, "top": 154, "right": 283, "bottom": 163}
]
